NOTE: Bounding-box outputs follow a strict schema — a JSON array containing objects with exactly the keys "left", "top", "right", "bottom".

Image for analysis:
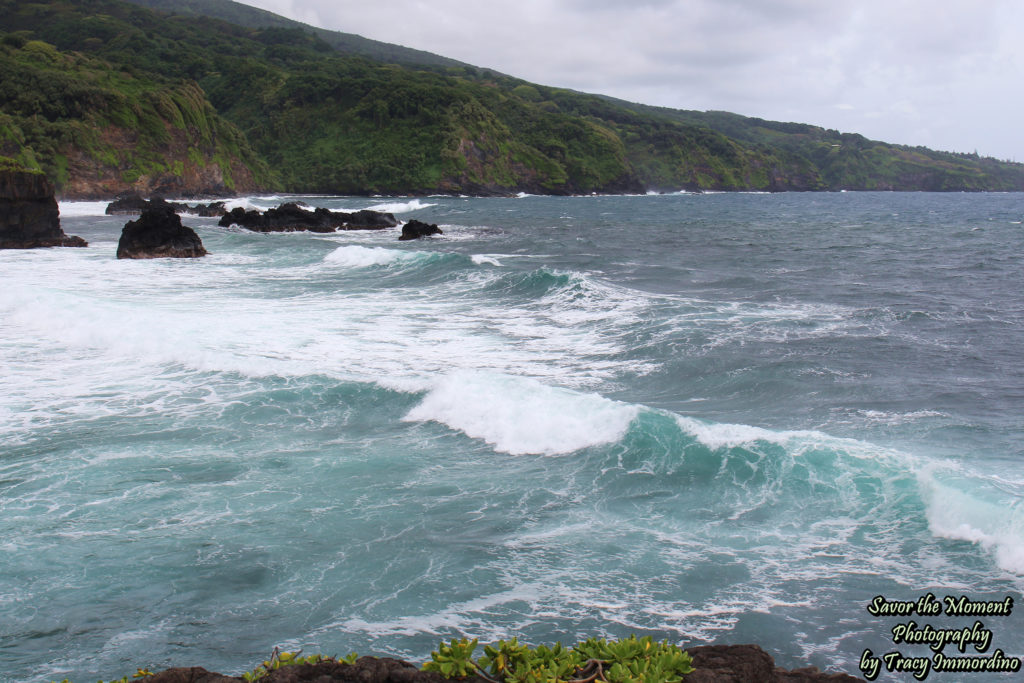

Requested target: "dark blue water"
[{"left": 1, "top": 192, "right": 1022, "bottom": 682}]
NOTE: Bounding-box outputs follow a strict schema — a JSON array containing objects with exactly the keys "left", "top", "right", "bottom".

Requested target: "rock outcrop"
[
  {"left": 143, "top": 648, "right": 863, "bottom": 683},
  {"left": 0, "top": 167, "right": 86, "bottom": 249},
  {"left": 398, "top": 219, "right": 443, "bottom": 241},
  {"left": 106, "top": 194, "right": 227, "bottom": 217},
  {"left": 218, "top": 203, "right": 398, "bottom": 232},
  {"left": 687, "top": 645, "right": 863, "bottom": 682},
  {"left": 106, "top": 193, "right": 159, "bottom": 215},
  {"left": 186, "top": 201, "right": 228, "bottom": 217},
  {"left": 116, "top": 206, "right": 208, "bottom": 259}
]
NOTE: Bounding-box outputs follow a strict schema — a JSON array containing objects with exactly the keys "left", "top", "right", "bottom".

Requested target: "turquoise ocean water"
[{"left": 2, "top": 192, "right": 1023, "bottom": 681}]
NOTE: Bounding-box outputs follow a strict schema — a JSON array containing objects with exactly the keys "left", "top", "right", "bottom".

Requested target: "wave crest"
[{"left": 403, "top": 371, "right": 639, "bottom": 455}]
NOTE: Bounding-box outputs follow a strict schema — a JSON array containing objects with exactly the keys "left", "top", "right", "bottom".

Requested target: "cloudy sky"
[{"left": 241, "top": 0, "right": 1023, "bottom": 162}]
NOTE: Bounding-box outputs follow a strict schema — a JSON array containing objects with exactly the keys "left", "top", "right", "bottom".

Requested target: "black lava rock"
[
  {"left": 116, "top": 206, "right": 207, "bottom": 259},
  {"left": 398, "top": 219, "right": 443, "bottom": 241}
]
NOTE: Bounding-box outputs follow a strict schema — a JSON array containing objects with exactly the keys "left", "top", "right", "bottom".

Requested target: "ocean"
[{"left": 2, "top": 192, "right": 1022, "bottom": 682}]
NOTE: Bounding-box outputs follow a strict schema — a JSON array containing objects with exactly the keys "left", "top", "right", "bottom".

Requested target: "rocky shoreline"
[{"left": 141, "top": 646, "right": 863, "bottom": 683}]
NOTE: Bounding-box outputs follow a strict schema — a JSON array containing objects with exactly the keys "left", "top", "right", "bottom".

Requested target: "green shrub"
[{"left": 425, "top": 635, "right": 694, "bottom": 683}]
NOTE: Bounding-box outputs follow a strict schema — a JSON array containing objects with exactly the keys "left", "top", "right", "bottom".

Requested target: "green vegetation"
[
  {"left": 2, "top": 0, "right": 1022, "bottom": 195},
  {"left": 241, "top": 649, "right": 358, "bottom": 681},
  {"left": 123, "top": 0, "right": 472, "bottom": 70},
  {"left": 0, "top": 4, "right": 272, "bottom": 195},
  {"left": 50, "top": 636, "right": 694, "bottom": 683},
  {"left": 0, "top": 153, "right": 41, "bottom": 173},
  {"left": 424, "top": 635, "right": 694, "bottom": 683}
]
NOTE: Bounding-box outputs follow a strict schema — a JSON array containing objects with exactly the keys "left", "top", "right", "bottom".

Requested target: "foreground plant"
[
  {"left": 241, "top": 648, "right": 359, "bottom": 681},
  {"left": 423, "top": 635, "right": 694, "bottom": 683},
  {"left": 51, "top": 634, "right": 692, "bottom": 683}
]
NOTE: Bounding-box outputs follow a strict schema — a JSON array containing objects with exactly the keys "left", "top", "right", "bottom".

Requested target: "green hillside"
[
  {"left": 1, "top": 0, "right": 1021, "bottom": 196},
  {"left": 0, "top": 8, "right": 272, "bottom": 197},
  {"left": 124, "top": 0, "right": 473, "bottom": 70}
]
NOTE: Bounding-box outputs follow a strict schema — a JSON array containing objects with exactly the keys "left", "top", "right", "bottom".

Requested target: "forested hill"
[
  {"left": 123, "top": 0, "right": 474, "bottom": 71},
  {"left": 2, "top": 0, "right": 1023, "bottom": 197}
]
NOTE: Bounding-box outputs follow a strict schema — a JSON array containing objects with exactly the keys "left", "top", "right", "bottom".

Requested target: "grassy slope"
[
  {"left": 0, "top": 4, "right": 272, "bottom": 196},
  {"left": 2, "top": 0, "right": 1022, "bottom": 195},
  {"left": 123, "top": 0, "right": 474, "bottom": 70}
]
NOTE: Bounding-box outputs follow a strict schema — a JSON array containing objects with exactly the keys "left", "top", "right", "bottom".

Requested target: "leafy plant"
[
  {"left": 425, "top": 635, "right": 694, "bottom": 683},
  {"left": 241, "top": 647, "right": 357, "bottom": 681},
  {"left": 422, "top": 638, "right": 483, "bottom": 679}
]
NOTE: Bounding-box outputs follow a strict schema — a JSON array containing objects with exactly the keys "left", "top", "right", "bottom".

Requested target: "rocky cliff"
[{"left": 0, "top": 164, "right": 86, "bottom": 248}]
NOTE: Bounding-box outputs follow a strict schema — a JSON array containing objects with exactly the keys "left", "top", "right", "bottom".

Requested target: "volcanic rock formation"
[
  {"left": 398, "top": 219, "right": 443, "bottom": 240},
  {"left": 0, "top": 167, "right": 86, "bottom": 249},
  {"left": 116, "top": 206, "right": 208, "bottom": 259},
  {"left": 218, "top": 203, "right": 398, "bottom": 232}
]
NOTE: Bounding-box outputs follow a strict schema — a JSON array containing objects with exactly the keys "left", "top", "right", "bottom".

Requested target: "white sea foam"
[
  {"left": 471, "top": 254, "right": 502, "bottom": 266},
  {"left": 222, "top": 197, "right": 267, "bottom": 212},
  {"left": 855, "top": 409, "right": 947, "bottom": 425},
  {"left": 57, "top": 201, "right": 110, "bottom": 217},
  {"left": 325, "top": 584, "right": 549, "bottom": 638},
  {"left": 921, "top": 467, "right": 1024, "bottom": 574},
  {"left": 0, "top": 244, "right": 651, "bottom": 424},
  {"left": 403, "top": 371, "right": 639, "bottom": 455},
  {"left": 323, "top": 245, "right": 420, "bottom": 268},
  {"left": 674, "top": 415, "right": 831, "bottom": 451},
  {"left": 362, "top": 198, "right": 436, "bottom": 214}
]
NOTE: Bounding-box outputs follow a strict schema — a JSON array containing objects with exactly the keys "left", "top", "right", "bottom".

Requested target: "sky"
[{"left": 241, "top": 0, "right": 1024, "bottom": 162}]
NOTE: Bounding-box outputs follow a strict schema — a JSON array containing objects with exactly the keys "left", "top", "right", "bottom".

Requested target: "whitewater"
[{"left": 2, "top": 192, "right": 1022, "bottom": 682}]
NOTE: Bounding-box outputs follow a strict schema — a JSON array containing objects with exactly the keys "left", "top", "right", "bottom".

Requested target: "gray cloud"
[{"left": 244, "top": 0, "right": 1024, "bottom": 161}]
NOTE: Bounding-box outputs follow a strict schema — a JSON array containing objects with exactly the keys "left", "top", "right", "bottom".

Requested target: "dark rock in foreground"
[
  {"left": 688, "top": 645, "right": 863, "bottom": 682},
  {"left": 144, "top": 648, "right": 863, "bottom": 683},
  {"left": 106, "top": 194, "right": 227, "bottom": 217},
  {"left": 0, "top": 168, "right": 87, "bottom": 249},
  {"left": 117, "top": 206, "right": 207, "bottom": 259},
  {"left": 399, "top": 219, "right": 443, "bottom": 241},
  {"left": 218, "top": 203, "right": 398, "bottom": 232}
]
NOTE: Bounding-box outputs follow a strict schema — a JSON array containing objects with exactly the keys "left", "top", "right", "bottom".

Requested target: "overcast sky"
[{"left": 241, "top": 0, "right": 1023, "bottom": 162}]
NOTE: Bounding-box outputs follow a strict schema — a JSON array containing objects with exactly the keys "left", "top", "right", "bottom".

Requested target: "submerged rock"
[
  {"left": 0, "top": 167, "right": 86, "bottom": 248},
  {"left": 398, "top": 219, "right": 443, "bottom": 241},
  {"left": 116, "top": 206, "right": 207, "bottom": 259},
  {"left": 218, "top": 203, "right": 398, "bottom": 232}
]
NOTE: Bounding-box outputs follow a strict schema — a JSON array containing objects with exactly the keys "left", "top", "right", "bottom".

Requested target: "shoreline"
[
  {"left": 87, "top": 646, "right": 866, "bottom": 683},
  {"left": 53, "top": 186, "right": 1024, "bottom": 204}
]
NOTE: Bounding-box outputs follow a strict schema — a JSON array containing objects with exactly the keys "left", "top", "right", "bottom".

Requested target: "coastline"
[{"left": 111, "top": 646, "right": 867, "bottom": 683}]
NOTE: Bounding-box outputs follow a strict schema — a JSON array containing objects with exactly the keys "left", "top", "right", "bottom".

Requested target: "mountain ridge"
[
  {"left": 1, "top": 0, "right": 1021, "bottom": 197},
  {"left": 122, "top": 0, "right": 478, "bottom": 72}
]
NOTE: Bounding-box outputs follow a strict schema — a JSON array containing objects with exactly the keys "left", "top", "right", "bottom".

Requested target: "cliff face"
[
  {"left": 0, "top": 166, "right": 86, "bottom": 248},
  {"left": 0, "top": 38, "right": 273, "bottom": 200},
  {"left": 58, "top": 119, "right": 265, "bottom": 200}
]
